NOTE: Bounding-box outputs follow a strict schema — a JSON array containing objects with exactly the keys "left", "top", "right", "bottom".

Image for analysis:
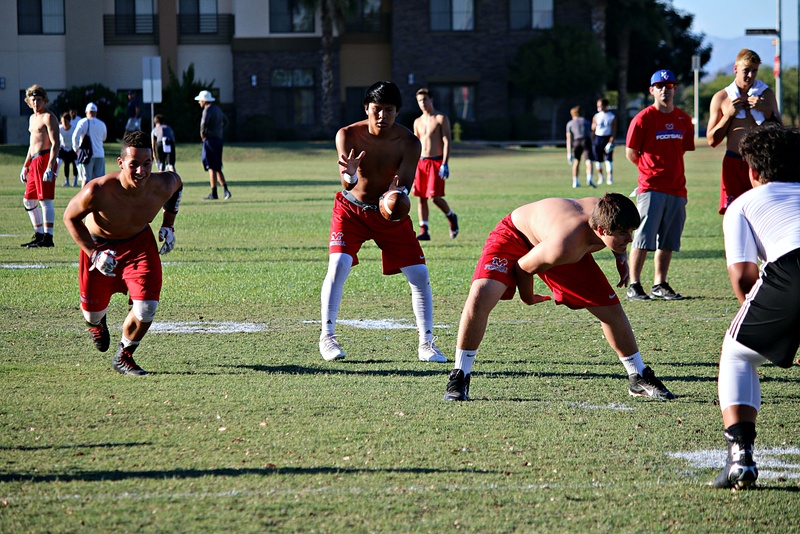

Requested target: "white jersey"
[
  {"left": 593, "top": 110, "right": 615, "bottom": 136},
  {"left": 59, "top": 125, "right": 74, "bottom": 151},
  {"left": 723, "top": 181, "right": 800, "bottom": 266}
]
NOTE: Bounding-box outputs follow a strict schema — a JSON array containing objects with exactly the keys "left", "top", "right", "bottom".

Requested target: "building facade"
[{"left": 1, "top": 0, "right": 604, "bottom": 143}]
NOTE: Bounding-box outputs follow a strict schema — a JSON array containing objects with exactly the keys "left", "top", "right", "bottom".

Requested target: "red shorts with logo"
[
  {"left": 328, "top": 191, "right": 425, "bottom": 275},
  {"left": 79, "top": 227, "right": 163, "bottom": 312},
  {"left": 473, "top": 214, "right": 620, "bottom": 310},
  {"left": 413, "top": 158, "right": 446, "bottom": 198},
  {"left": 24, "top": 150, "right": 55, "bottom": 201},
  {"left": 719, "top": 151, "right": 751, "bottom": 214}
]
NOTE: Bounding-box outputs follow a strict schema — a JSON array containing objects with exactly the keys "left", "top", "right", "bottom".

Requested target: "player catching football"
[
  {"left": 319, "top": 80, "right": 446, "bottom": 363},
  {"left": 63, "top": 130, "right": 183, "bottom": 376},
  {"left": 444, "top": 193, "right": 676, "bottom": 401}
]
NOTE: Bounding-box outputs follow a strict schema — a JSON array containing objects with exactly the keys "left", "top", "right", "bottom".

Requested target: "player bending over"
[
  {"left": 444, "top": 193, "right": 675, "bottom": 401},
  {"left": 714, "top": 125, "right": 800, "bottom": 490},
  {"left": 63, "top": 131, "right": 183, "bottom": 375}
]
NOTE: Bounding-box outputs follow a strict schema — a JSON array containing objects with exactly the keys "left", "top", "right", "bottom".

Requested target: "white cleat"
[
  {"left": 418, "top": 337, "right": 447, "bottom": 363},
  {"left": 319, "top": 334, "right": 345, "bottom": 361}
]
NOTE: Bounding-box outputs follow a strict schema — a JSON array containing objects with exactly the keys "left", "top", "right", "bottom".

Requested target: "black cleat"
[
  {"left": 650, "top": 282, "right": 684, "bottom": 300},
  {"left": 444, "top": 369, "right": 470, "bottom": 401},
  {"left": 28, "top": 233, "right": 54, "bottom": 248},
  {"left": 417, "top": 227, "right": 430, "bottom": 241},
  {"left": 626, "top": 282, "right": 652, "bottom": 301},
  {"left": 448, "top": 212, "right": 459, "bottom": 239},
  {"left": 223, "top": 189, "right": 232, "bottom": 200},
  {"left": 203, "top": 193, "right": 218, "bottom": 200},
  {"left": 21, "top": 233, "right": 44, "bottom": 247},
  {"left": 628, "top": 367, "right": 675, "bottom": 400},
  {"left": 87, "top": 315, "right": 110, "bottom": 352},
  {"left": 112, "top": 345, "right": 147, "bottom": 376},
  {"left": 714, "top": 439, "right": 758, "bottom": 490}
]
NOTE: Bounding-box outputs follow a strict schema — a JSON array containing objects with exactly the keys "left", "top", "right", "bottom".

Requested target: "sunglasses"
[{"left": 652, "top": 82, "right": 676, "bottom": 89}]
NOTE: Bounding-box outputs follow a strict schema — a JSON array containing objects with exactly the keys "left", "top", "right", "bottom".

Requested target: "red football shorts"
[
  {"left": 79, "top": 227, "right": 163, "bottom": 312},
  {"left": 328, "top": 191, "right": 425, "bottom": 275},
  {"left": 412, "top": 158, "right": 446, "bottom": 198},
  {"left": 473, "top": 214, "right": 621, "bottom": 310},
  {"left": 719, "top": 151, "right": 751, "bottom": 214},
  {"left": 24, "top": 150, "right": 55, "bottom": 201}
]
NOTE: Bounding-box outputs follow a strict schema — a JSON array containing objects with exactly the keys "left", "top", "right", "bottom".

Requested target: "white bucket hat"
[{"left": 194, "top": 90, "right": 215, "bottom": 102}]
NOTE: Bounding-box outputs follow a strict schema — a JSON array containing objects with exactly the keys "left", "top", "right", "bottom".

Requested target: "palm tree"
[{"left": 300, "top": 0, "right": 357, "bottom": 136}]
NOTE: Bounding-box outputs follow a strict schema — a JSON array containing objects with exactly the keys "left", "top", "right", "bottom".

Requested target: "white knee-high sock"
[
  {"left": 320, "top": 253, "right": 353, "bottom": 336},
  {"left": 41, "top": 199, "right": 55, "bottom": 234},
  {"left": 401, "top": 264, "right": 433, "bottom": 343},
  {"left": 23, "top": 198, "right": 43, "bottom": 231}
]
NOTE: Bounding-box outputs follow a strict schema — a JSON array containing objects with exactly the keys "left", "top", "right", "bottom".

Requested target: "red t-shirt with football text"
[{"left": 626, "top": 105, "right": 695, "bottom": 198}]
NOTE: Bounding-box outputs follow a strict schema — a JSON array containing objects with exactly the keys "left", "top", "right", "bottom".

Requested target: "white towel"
[{"left": 725, "top": 80, "right": 769, "bottom": 124}]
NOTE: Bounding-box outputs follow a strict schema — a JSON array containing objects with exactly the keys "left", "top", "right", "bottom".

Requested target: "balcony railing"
[
  {"left": 103, "top": 15, "right": 158, "bottom": 45},
  {"left": 177, "top": 14, "right": 235, "bottom": 44}
]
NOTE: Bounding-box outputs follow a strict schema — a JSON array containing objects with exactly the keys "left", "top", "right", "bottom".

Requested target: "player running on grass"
[
  {"left": 318, "top": 81, "right": 446, "bottom": 363},
  {"left": 63, "top": 131, "right": 183, "bottom": 376},
  {"left": 714, "top": 125, "right": 800, "bottom": 490},
  {"left": 444, "top": 193, "right": 675, "bottom": 401}
]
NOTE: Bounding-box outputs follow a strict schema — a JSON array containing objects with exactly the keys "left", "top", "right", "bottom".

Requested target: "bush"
[{"left": 241, "top": 115, "right": 276, "bottom": 142}]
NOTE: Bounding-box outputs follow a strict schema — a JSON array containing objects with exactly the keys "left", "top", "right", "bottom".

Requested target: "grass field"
[{"left": 2, "top": 139, "right": 800, "bottom": 532}]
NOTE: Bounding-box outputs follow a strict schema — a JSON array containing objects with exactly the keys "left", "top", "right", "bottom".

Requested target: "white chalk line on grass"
[
  {"left": 303, "top": 319, "right": 450, "bottom": 330},
  {"left": 2, "top": 264, "right": 49, "bottom": 269},
  {"left": 148, "top": 321, "right": 266, "bottom": 334},
  {"left": 668, "top": 447, "right": 800, "bottom": 480}
]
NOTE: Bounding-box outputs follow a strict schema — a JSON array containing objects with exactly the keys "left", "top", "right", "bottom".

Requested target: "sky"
[{"left": 669, "top": 0, "right": 798, "bottom": 41}]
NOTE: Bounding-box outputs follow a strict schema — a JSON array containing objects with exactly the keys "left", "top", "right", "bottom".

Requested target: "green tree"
[
  {"left": 53, "top": 84, "right": 117, "bottom": 135},
  {"left": 300, "top": 0, "right": 357, "bottom": 137},
  {"left": 606, "top": 0, "right": 711, "bottom": 132},
  {"left": 510, "top": 25, "right": 608, "bottom": 139},
  {"left": 158, "top": 63, "right": 216, "bottom": 143}
]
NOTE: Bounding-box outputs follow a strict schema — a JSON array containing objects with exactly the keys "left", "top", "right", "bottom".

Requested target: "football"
[{"left": 379, "top": 189, "right": 411, "bottom": 221}]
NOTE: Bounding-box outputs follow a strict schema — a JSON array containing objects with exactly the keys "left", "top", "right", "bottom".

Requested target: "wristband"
[{"left": 343, "top": 172, "right": 358, "bottom": 185}]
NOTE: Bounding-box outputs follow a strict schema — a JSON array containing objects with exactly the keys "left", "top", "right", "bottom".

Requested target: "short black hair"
[
  {"left": 739, "top": 124, "right": 800, "bottom": 183},
  {"left": 364, "top": 81, "right": 402, "bottom": 109},
  {"left": 121, "top": 130, "right": 151, "bottom": 157}
]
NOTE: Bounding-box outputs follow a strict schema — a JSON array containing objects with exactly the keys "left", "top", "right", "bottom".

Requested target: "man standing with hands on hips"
[{"left": 195, "top": 90, "right": 231, "bottom": 200}]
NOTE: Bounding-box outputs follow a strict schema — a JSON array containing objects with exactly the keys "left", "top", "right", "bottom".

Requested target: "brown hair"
[
  {"left": 25, "top": 85, "right": 49, "bottom": 106},
  {"left": 735, "top": 49, "right": 761, "bottom": 66},
  {"left": 589, "top": 193, "right": 641, "bottom": 233}
]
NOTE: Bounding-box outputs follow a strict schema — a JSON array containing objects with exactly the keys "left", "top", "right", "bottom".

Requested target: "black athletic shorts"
[{"left": 728, "top": 248, "right": 800, "bottom": 368}]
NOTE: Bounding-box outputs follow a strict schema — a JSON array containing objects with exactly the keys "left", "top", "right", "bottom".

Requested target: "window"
[
  {"left": 115, "top": 0, "right": 155, "bottom": 34},
  {"left": 18, "top": 0, "right": 65, "bottom": 35},
  {"left": 510, "top": 0, "right": 554, "bottom": 30},
  {"left": 180, "top": 0, "right": 218, "bottom": 34},
  {"left": 430, "top": 0, "right": 473, "bottom": 31},
  {"left": 270, "top": 0, "right": 314, "bottom": 33},
  {"left": 271, "top": 69, "right": 315, "bottom": 126},
  {"left": 430, "top": 84, "right": 476, "bottom": 123},
  {"left": 344, "top": 0, "right": 382, "bottom": 33}
]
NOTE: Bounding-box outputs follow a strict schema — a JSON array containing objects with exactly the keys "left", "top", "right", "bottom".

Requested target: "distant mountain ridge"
[{"left": 704, "top": 35, "right": 798, "bottom": 79}]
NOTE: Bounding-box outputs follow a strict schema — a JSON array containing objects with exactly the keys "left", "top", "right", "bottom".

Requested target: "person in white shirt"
[
  {"left": 72, "top": 102, "right": 108, "bottom": 185},
  {"left": 591, "top": 98, "right": 617, "bottom": 185},
  {"left": 58, "top": 112, "right": 78, "bottom": 187},
  {"left": 714, "top": 124, "right": 800, "bottom": 490}
]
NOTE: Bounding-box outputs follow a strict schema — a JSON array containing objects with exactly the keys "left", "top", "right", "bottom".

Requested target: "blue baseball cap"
[{"left": 650, "top": 70, "right": 677, "bottom": 85}]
